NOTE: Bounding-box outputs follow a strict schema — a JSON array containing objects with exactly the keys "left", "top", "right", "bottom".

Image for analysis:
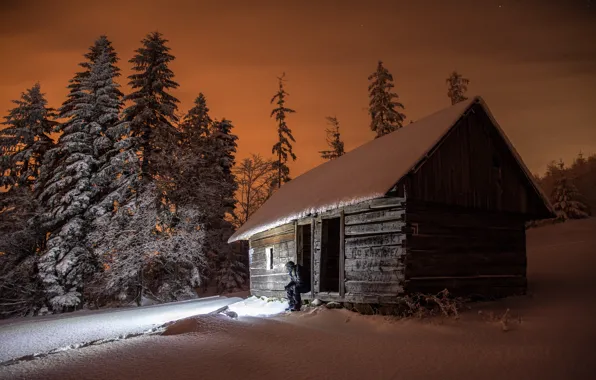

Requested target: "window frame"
[{"left": 265, "top": 246, "right": 274, "bottom": 270}]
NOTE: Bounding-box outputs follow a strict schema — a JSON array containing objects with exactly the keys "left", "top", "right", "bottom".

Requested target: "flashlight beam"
[{"left": 0, "top": 296, "right": 243, "bottom": 364}]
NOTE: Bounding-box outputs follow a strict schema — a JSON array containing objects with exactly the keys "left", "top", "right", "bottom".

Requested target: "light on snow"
[
  {"left": 136, "top": 298, "right": 237, "bottom": 327},
  {"left": 0, "top": 296, "right": 243, "bottom": 364},
  {"left": 227, "top": 296, "right": 289, "bottom": 318}
]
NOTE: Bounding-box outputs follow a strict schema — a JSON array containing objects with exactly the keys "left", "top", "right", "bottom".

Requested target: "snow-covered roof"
[{"left": 229, "top": 96, "right": 553, "bottom": 243}]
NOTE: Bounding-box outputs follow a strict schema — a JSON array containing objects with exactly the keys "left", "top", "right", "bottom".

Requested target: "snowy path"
[{"left": 0, "top": 296, "right": 242, "bottom": 364}]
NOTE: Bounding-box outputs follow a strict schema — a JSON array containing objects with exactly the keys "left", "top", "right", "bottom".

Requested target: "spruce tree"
[
  {"left": 180, "top": 93, "right": 211, "bottom": 152},
  {"left": 446, "top": 71, "right": 470, "bottom": 105},
  {"left": 0, "top": 186, "right": 45, "bottom": 317},
  {"left": 173, "top": 93, "right": 216, "bottom": 288},
  {"left": 367, "top": 61, "right": 406, "bottom": 138},
  {"left": 86, "top": 38, "right": 135, "bottom": 219},
  {"left": 210, "top": 118, "right": 238, "bottom": 219},
  {"left": 319, "top": 116, "right": 345, "bottom": 160},
  {"left": 123, "top": 31, "right": 180, "bottom": 184},
  {"left": 176, "top": 98, "right": 245, "bottom": 293},
  {"left": 551, "top": 160, "right": 589, "bottom": 220},
  {"left": 208, "top": 119, "right": 246, "bottom": 292},
  {"left": 173, "top": 93, "right": 214, "bottom": 210},
  {"left": 37, "top": 36, "right": 123, "bottom": 311},
  {"left": 0, "top": 84, "right": 57, "bottom": 190},
  {"left": 0, "top": 83, "right": 55, "bottom": 315},
  {"left": 270, "top": 73, "right": 296, "bottom": 188}
]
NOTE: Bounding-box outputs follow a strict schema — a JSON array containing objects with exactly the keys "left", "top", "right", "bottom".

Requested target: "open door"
[
  {"left": 297, "top": 224, "right": 312, "bottom": 289},
  {"left": 320, "top": 217, "right": 341, "bottom": 293}
]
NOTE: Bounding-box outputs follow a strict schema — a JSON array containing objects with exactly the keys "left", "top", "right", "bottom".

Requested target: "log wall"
[
  {"left": 247, "top": 197, "right": 408, "bottom": 303},
  {"left": 404, "top": 200, "right": 527, "bottom": 298},
  {"left": 248, "top": 223, "right": 295, "bottom": 299},
  {"left": 314, "top": 197, "right": 408, "bottom": 303}
]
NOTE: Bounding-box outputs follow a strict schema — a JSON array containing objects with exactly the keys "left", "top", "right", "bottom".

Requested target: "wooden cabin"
[{"left": 228, "top": 97, "right": 555, "bottom": 303}]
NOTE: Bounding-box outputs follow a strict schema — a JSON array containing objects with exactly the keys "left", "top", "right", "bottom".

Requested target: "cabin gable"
[{"left": 400, "top": 103, "right": 549, "bottom": 219}]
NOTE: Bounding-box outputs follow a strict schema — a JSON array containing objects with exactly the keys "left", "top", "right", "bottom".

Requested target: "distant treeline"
[{"left": 531, "top": 152, "right": 594, "bottom": 226}]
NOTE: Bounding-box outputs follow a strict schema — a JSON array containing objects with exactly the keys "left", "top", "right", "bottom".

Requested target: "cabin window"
[
  {"left": 320, "top": 217, "right": 341, "bottom": 293},
  {"left": 265, "top": 246, "right": 274, "bottom": 270}
]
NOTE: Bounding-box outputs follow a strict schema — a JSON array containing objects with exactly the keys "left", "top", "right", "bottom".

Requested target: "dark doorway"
[
  {"left": 320, "top": 217, "right": 341, "bottom": 292},
  {"left": 297, "top": 224, "right": 312, "bottom": 285}
]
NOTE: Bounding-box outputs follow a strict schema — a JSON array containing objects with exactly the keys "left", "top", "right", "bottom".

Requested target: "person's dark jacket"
[{"left": 287, "top": 264, "right": 310, "bottom": 290}]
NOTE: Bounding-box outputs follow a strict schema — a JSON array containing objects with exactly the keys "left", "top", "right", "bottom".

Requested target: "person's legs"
[
  {"left": 292, "top": 284, "right": 310, "bottom": 311},
  {"left": 293, "top": 290, "right": 302, "bottom": 311},
  {"left": 285, "top": 284, "right": 296, "bottom": 310}
]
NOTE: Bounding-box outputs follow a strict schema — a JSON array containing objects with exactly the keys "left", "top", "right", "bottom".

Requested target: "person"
[{"left": 284, "top": 261, "right": 310, "bottom": 312}]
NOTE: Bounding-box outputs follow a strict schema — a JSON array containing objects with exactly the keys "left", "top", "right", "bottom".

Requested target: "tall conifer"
[
  {"left": 367, "top": 61, "right": 405, "bottom": 138},
  {"left": 270, "top": 73, "right": 296, "bottom": 188}
]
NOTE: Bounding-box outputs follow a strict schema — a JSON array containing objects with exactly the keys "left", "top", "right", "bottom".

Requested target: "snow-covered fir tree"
[
  {"left": 367, "top": 61, "right": 406, "bottom": 138},
  {"left": 550, "top": 160, "right": 589, "bottom": 220},
  {"left": 123, "top": 31, "right": 180, "bottom": 185},
  {"left": 270, "top": 73, "right": 296, "bottom": 188},
  {"left": 37, "top": 104, "right": 96, "bottom": 310},
  {"left": 0, "top": 186, "right": 45, "bottom": 317},
  {"left": 84, "top": 38, "right": 136, "bottom": 219},
  {"left": 36, "top": 36, "right": 123, "bottom": 311},
  {"left": 60, "top": 36, "right": 120, "bottom": 118},
  {"left": 0, "top": 84, "right": 57, "bottom": 189},
  {"left": 85, "top": 37, "right": 124, "bottom": 165},
  {"left": 176, "top": 97, "right": 246, "bottom": 292},
  {"left": 319, "top": 116, "right": 345, "bottom": 160},
  {"left": 172, "top": 93, "right": 215, "bottom": 211},
  {"left": 446, "top": 71, "right": 470, "bottom": 105},
  {"left": 209, "top": 118, "right": 238, "bottom": 219},
  {"left": 0, "top": 83, "right": 56, "bottom": 315},
  {"left": 180, "top": 93, "right": 211, "bottom": 152},
  {"left": 208, "top": 119, "right": 247, "bottom": 292}
]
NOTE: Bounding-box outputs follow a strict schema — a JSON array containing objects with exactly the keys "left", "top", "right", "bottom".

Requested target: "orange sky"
[{"left": 1, "top": 0, "right": 595, "bottom": 178}]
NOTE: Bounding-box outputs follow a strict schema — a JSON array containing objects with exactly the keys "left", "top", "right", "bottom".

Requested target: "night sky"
[{"left": 0, "top": 0, "right": 594, "bottom": 178}]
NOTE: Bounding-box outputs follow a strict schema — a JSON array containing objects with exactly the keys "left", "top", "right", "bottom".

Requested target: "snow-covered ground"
[
  {"left": 0, "top": 296, "right": 242, "bottom": 364},
  {"left": 2, "top": 218, "right": 596, "bottom": 379}
]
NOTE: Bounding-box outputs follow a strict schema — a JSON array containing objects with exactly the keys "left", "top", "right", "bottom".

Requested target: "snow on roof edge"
[
  {"left": 228, "top": 98, "right": 481, "bottom": 243},
  {"left": 228, "top": 193, "right": 384, "bottom": 243},
  {"left": 229, "top": 97, "right": 554, "bottom": 243}
]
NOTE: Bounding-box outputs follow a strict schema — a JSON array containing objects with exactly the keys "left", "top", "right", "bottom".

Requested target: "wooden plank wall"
[
  {"left": 312, "top": 218, "right": 323, "bottom": 294},
  {"left": 400, "top": 103, "right": 549, "bottom": 219},
  {"left": 247, "top": 197, "right": 408, "bottom": 303},
  {"left": 404, "top": 200, "right": 527, "bottom": 298},
  {"left": 248, "top": 223, "right": 296, "bottom": 298},
  {"left": 314, "top": 197, "right": 408, "bottom": 303}
]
